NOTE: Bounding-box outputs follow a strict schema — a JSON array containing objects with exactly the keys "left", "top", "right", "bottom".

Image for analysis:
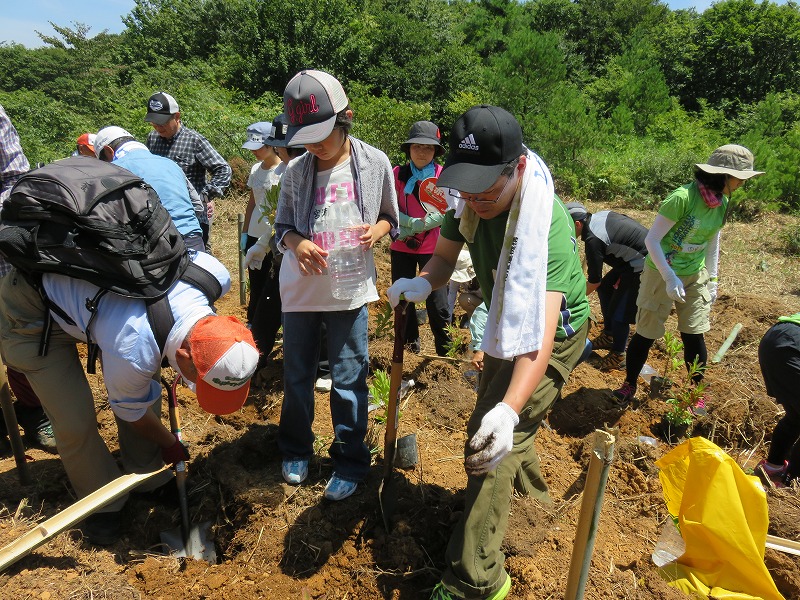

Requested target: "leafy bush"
[{"left": 780, "top": 225, "right": 800, "bottom": 256}]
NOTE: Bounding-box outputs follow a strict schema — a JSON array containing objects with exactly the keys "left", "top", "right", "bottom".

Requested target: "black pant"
[
  {"left": 759, "top": 322, "right": 800, "bottom": 476},
  {"left": 244, "top": 235, "right": 269, "bottom": 325},
  {"left": 250, "top": 253, "right": 283, "bottom": 368},
  {"left": 390, "top": 250, "right": 451, "bottom": 355}
]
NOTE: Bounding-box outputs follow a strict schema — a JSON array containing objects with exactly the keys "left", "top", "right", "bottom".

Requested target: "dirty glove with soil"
[
  {"left": 465, "top": 402, "right": 519, "bottom": 476},
  {"left": 663, "top": 270, "right": 686, "bottom": 303},
  {"left": 387, "top": 277, "right": 431, "bottom": 307},
  {"left": 162, "top": 434, "right": 190, "bottom": 466}
]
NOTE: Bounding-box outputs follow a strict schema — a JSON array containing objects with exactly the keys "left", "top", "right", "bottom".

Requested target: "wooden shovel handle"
[{"left": 383, "top": 302, "right": 408, "bottom": 475}]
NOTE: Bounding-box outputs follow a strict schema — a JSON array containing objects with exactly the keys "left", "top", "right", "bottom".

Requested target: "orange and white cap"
[{"left": 189, "top": 315, "right": 259, "bottom": 415}]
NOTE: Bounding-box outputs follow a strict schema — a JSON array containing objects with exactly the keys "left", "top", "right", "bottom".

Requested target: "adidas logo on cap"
[{"left": 458, "top": 134, "right": 479, "bottom": 151}]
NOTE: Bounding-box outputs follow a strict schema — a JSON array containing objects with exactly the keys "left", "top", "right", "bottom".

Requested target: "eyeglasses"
[{"left": 447, "top": 174, "right": 513, "bottom": 205}]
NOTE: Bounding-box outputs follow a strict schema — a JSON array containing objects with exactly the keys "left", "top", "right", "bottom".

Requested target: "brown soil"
[{"left": 1, "top": 200, "right": 800, "bottom": 599}]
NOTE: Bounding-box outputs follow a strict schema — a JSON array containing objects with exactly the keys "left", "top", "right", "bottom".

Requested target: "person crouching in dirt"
[
  {"left": 756, "top": 313, "right": 800, "bottom": 488},
  {"left": 611, "top": 145, "right": 765, "bottom": 409},
  {"left": 566, "top": 202, "right": 648, "bottom": 372},
  {"left": 388, "top": 105, "right": 590, "bottom": 600},
  {"left": 0, "top": 251, "right": 258, "bottom": 546}
]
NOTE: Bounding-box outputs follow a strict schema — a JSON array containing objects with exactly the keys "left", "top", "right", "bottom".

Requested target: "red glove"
[{"left": 161, "top": 435, "right": 190, "bottom": 465}]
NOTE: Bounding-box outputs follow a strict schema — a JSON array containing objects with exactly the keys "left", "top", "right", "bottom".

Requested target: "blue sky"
[
  {"left": 1, "top": 0, "right": 136, "bottom": 48},
  {"left": 0, "top": 0, "right": 786, "bottom": 48}
]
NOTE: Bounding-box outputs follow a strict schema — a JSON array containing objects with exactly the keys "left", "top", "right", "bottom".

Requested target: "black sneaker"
[
  {"left": 83, "top": 511, "right": 122, "bottom": 546},
  {"left": 611, "top": 381, "right": 636, "bottom": 408}
]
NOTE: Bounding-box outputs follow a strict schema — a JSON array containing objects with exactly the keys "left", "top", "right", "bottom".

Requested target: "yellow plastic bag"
[{"left": 655, "top": 436, "right": 784, "bottom": 600}]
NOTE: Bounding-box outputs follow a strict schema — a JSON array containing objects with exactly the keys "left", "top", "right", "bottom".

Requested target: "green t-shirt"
[
  {"left": 778, "top": 313, "right": 800, "bottom": 326},
  {"left": 440, "top": 196, "right": 589, "bottom": 340},
  {"left": 644, "top": 181, "right": 728, "bottom": 276}
]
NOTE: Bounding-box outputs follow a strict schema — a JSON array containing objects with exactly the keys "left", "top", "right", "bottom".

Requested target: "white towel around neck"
[{"left": 453, "top": 148, "right": 554, "bottom": 360}]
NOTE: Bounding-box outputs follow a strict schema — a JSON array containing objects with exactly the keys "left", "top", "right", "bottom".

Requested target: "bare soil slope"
[{"left": 1, "top": 198, "right": 799, "bottom": 599}]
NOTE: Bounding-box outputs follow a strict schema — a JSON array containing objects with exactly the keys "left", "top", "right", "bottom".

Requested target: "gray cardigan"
[{"left": 274, "top": 137, "right": 399, "bottom": 247}]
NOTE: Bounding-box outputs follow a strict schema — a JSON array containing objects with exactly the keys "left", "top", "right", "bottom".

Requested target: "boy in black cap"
[{"left": 388, "top": 105, "right": 589, "bottom": 600}]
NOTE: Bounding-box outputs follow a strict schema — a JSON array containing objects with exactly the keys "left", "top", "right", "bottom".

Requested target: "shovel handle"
[
  {"left": 161, "top": 376, "right": 191, "bottom": 547},
  {"left": 383, "top": 302, "right": 408, "bottom": 475}
]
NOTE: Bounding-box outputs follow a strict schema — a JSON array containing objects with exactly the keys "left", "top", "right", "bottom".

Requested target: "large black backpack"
[{"left": 0, "top": 157, "right": 222, "bottom": 371}]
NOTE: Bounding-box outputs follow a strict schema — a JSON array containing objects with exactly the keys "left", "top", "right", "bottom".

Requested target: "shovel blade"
[
  {"left": 160, "top": 521, "right": 216, "bottom": 562},
  {"left": 378, "top": 475, "right": 398, "bottom": 532}
]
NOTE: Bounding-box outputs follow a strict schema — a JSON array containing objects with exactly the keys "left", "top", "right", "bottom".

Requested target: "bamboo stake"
[
  {"left": 0, "top": 365, "right": 30, "bottom": 485},
  {"left": 712, "top": 322, "right": 743, "bottom": 363},
  {"left": 0, "top": 468, "right": 167, "bottom": 573},
  {"left": 238, "top": 213, "right": 246, "bottom": 306},
  {"left": 565, "top": 429, "right": 617, "bottom": 600}
]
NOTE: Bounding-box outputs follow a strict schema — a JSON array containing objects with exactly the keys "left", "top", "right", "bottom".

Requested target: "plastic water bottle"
[
  {"left": 327, "top": 189, "right": 368, "bottom": 300},
  {"left": 651, "top": 519, "right": 686, "bottom": 567}
]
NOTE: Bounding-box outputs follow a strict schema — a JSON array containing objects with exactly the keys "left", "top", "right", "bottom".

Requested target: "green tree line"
[{"left": 2, "top": 0, "right": 800, "bottom": 210}]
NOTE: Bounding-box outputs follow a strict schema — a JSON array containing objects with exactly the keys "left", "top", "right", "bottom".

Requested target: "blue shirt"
[{"left": 114, "top": 144, "right": 202, "bottom": 237}]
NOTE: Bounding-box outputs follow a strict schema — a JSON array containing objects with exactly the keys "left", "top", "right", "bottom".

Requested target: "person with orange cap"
[
  {"left": 75, "top": 133, "right": 96, "bottom": 157},
  {"left": 0, "top": 249, "right": 258, "bottom": 545}
]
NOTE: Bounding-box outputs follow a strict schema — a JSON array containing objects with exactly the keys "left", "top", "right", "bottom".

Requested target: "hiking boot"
[
  {"left": 323, "top": 474, "right": 358, "bottom": 501},
  {"left": 611, "top": 381, "right": 636, "bottom": 408},
  {"left": 595, "top": 351, "right": 626, "bottom": 372},
  {"left": 430, "top": 574, "right": 511, "bottom": 599},
  {"left": 756, "top": 460, "right": 788, "bottom": 489},
  {"left": 282, "top": 458, "right": 309, "bottom": 485},
  {"left": 591, "top": 331, "right": 614, "bottom": 351},
  {"left": 14, "top": 404, "right": 58, "bottom": 453},
  {"left": 25, "top": 421, "right": 58, "bottom": 454},
  {"left": 83, "top": 510, "right": 122, "bottom": 546}
]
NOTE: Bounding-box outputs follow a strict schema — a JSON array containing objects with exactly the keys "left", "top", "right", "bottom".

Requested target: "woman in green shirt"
[{"left": 613, "top": 145, "right": 764, "bottom": 407}]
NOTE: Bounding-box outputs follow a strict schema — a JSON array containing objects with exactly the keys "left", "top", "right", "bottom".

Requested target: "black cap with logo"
[{"left": 437, "top": 105, "right": 523, "bottom": 193}]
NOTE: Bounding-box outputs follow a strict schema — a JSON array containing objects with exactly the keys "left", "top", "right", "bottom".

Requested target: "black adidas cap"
[{"left": 437, "top": 105, "right": 523, "bottom": 193}]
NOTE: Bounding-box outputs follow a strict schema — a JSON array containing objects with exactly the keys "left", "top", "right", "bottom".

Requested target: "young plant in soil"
[
  {"left": 368, "top": 369, "right": 391, "bottom": 425},
  {"left": 661, "top": 358, "right": 706, "bottom": 442},
  {"left": 371, "top": 301, "right": 393, "bottom": 340},
  {"left": 444, "top": 323, "right": 468, "bottom": 358},
  {"left": 651, "top": 331, "right": 684, "bottom": 397}
]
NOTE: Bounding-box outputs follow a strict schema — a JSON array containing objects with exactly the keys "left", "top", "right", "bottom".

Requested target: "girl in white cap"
[
  {"left": 273, "top": 70, "right": 399, "bottom": 501},
  {"left": 612, "top": 145, "right": 764, "bottom": 408}
]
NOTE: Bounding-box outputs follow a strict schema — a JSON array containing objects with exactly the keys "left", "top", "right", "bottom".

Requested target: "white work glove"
[
  {"left": 245, "top": 242, "right": 267, "bottom": 270},
  {"left": 387, "top": 277, "right": 432, "bottom": 307},
  {"left": 663, "top": 270, "right": 686, "bottom": 303},
  {"left": 465, "top": 402, "right": 519, "bottom": 476},
  {"left": 708, "top": 279, "right": 718, "bottom": 303}
]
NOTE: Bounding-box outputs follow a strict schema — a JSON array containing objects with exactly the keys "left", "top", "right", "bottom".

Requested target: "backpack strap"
[{"left": 148, "top": 262, "right": 223, "bottom": 367}]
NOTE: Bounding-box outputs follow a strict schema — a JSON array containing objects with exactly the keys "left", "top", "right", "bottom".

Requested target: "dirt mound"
[{"left": 2, "top": 200, "right": 800, "bottom": 599}]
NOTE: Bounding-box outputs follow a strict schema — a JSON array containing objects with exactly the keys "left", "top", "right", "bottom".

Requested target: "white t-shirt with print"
[{"left": 280, "top": 159, "right": 378, "bottom": 312}]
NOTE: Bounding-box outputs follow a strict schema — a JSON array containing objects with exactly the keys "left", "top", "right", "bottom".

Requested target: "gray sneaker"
[{"left": 26, "top": 422, "right": 58, "bottom": 454}]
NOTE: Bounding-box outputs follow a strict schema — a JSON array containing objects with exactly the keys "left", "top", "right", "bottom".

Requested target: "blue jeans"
[{"left": 278, "top": 306, "right": 370, "bottom": 482}]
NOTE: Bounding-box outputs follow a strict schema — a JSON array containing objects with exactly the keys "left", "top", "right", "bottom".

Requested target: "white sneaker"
[
  {"left": 281, "top": 458, "right": 309, "bottom": 485},
  {"left": 315, "top": 375, "right": 332, "bottom": 392},
  {"left": 323, "top": 474, "right": 358, "bottom": 501}
]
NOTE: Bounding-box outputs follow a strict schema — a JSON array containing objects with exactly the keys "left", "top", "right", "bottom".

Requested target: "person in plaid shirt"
[
  {"left": 0, "top": 104, "right": 57, "bottom": 453},
  {"left": 144, "top": 92, "right": 232, "bottom": 247}
]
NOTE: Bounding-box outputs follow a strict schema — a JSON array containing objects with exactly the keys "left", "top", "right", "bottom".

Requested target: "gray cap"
[{"left": 566, "top": 201, "right": 588, "bottom": 221}]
